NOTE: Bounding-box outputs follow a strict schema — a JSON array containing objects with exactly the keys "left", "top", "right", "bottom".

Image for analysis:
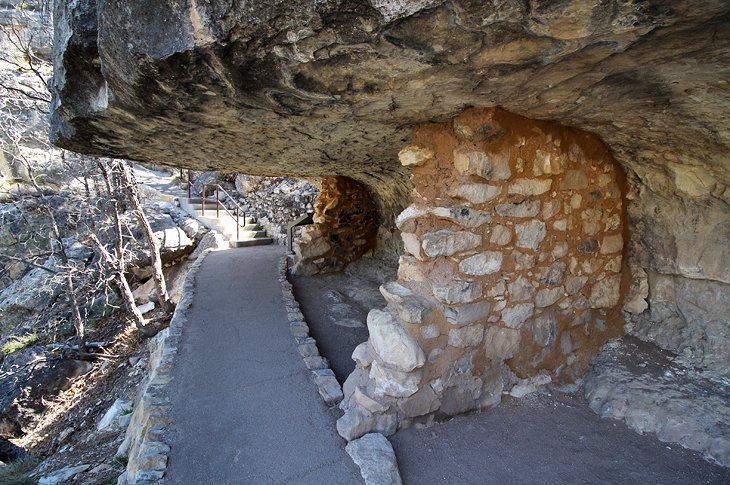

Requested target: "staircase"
[{"left": 180, "top": 195, "right": 273, "bottom": 248}]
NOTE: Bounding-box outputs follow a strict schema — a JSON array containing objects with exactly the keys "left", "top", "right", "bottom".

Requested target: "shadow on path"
[{"left": 391, "top": 391, "right": 730, "bottom": 485}]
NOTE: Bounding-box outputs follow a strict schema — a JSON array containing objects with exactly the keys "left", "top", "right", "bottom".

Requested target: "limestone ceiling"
[{"left": 51, "top": 0, "right": 730, "bottom": 217}]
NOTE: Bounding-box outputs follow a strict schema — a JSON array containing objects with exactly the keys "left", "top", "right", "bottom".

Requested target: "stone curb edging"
[
  {"left": 116, "top": 246, "right": 216, "bottom": 485},
  {"left": 279, "top": 256, "right": 404, "bottom": 485},
  {"left": 118, "top": 249, "right": 401, "bottom": 484},
  {"left": 277, "top": 255, "right": 343, "bottom": 406}
]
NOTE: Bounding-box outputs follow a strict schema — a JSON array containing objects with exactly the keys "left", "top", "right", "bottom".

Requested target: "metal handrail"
[
  {"left": 287, "top": 212, "right": 314, "bottom": 252},
  {"left": 201, "top": 183, "right": 248, "bottom": 240}
]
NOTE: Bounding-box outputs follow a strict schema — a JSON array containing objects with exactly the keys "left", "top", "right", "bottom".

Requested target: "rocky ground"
[
  {"left": 585, "top": 337, "right": 730, "bottom": 467},
  {"left": 11, "top": 322, "right": 147, "bottom": 485},
  {"left": 292, "top": 255, "right": 397, "bottom": 383},
  {"left": 292, "top": 262, "right": 730, "bottom": 480},
  {"left": 0, "top": 297, "right": 158, "bottom": 484},
  {"left": 391, "top": 389, "right": 730, "bottom": 484}
]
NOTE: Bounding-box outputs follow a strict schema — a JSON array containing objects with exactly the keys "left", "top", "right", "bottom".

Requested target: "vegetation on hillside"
[{"left": 0, "top": 2, "right": 180, "bottom": 481}]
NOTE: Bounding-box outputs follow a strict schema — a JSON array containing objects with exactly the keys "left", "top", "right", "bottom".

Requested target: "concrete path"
[
  {"left": 132, "top": 164, "right": 188, "bottom": 200},
  {"left": 162, "top": 245, "right": 361, "bottom": 484},
  {"left": 391, "top": 392, "right": 730, "bottom": 485}
]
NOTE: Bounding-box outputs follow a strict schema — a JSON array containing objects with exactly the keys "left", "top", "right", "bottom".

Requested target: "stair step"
[
  {"left": 187, "top": 204, "right": 227, "bottom": 212},
  {"left": 189, "top": 212, "right": 243, "bottom": 224},
  {"left": 179, "top": 198, "right": 266, "bottom": 245},
  {"left": 191, "top": 211, "right": 256, "bottom": 223},
  {"left": 239, "top": 230, "right": 267, "bottom": 238},
  {"left": 229, "top": 237, "right": 273, "bottom": 248},
  {"left": 188, "top": 215, "right": 259, "bottom": 231}
]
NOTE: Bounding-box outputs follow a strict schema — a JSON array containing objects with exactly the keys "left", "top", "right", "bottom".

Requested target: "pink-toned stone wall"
[
  {"left": 294, "top": 176, "right": 378, "bottom": 275},
  {"left": 338, "top": 107, "right": 628, "bottom": 440}
]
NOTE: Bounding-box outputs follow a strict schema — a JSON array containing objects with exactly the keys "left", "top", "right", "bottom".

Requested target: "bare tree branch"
[
  {"left": 0, "top": 253, "right": 58, "bottom": 274},
  {"left": 0, "top": 81, "right": 51, "bottom": 105},
  {"left": 89, "top": 233, "right": 158, "bottom": 337},
  {"left": 117, "top": 161, "right": 173, "bottom": 312}
]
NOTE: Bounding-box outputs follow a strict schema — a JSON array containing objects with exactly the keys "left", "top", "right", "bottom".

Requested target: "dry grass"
[{"left": 1, "top": 333, "right": 39, "bottom": 354}]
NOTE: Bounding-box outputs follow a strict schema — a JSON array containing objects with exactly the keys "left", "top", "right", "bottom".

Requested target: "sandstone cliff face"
[{"left": 51, "top": 2, "right": 729, "bottom": 381}]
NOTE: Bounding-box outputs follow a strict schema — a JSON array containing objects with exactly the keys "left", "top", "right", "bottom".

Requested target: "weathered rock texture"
[
  {"left": 50, "top": 0, "right": 730, "bottom": 439},
  {"left": 51, "top": 1, "right": 728, "bottom": 227},
  {"left": 625, "top": 270, "right": 730, "bottom": 378},
  {"left": 294, "top": 176, "right": 378, "bottom": 275},
  {"left": 585, "top": 338, "right": 730, "bottom": 467},
  {"left": 338, "top": 108, "right": 627, "bottom": 437}
]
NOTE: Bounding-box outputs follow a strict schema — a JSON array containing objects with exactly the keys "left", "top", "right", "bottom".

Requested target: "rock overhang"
[
  {"left": 46, "top": 0, "right": 730, "bottom": 452},
  {"left": 51, "top": 0, "right": 730, "bottom": 226}
]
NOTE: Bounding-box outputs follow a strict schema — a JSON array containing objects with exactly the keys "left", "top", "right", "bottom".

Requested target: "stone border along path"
[
  {"left": 278, "top": 256, "right": 343, "bottom": 405},
  {"left": 279, "top": 255, "right": 403, "bottom": 485},
  {"left": 116, "top": 247, "right": 215, "bottom": 485},
  {"left": 114, "top": 242, "right": 400, "bottom": 484}
]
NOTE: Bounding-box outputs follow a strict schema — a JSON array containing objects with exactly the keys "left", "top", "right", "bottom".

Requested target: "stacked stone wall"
[
  {"left": 338, "top": 107, "right": 628, "bottom": 439},
  {"left": 294, "top": 176, "right": 378, "bottom": 275}
]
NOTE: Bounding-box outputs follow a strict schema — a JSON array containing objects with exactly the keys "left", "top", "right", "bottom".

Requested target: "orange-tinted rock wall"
[
  {"left": 338, "top": 107, "right": 628, "bottom": 439},
  {"left": 294, "top": 176, "right": 378, "bottom": 275}
]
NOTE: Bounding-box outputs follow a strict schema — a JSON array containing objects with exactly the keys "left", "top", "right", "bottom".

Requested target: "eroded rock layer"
[
  {"left": 51, "top": 0, "right": 729, "bottom": 408},
  {"left": 51, "top": 1, "right": 730, "bottom": 225}
]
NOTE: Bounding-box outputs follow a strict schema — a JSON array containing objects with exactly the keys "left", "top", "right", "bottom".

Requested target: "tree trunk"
[
  {"left": 119, "top": 162, "right": 173, "bottom": 312},
  {"left": 89, "top": 234, "right": 155, "bottom": 336},
  {"left": 21, "top": 160, "right": 87, "bottom": 352},
  {"left": 97, "top": 161, "right": 161, "bottom": 337},
  {"left": 97, "top": 161, "right": 125, "bottom": 270},
  {"left": 66, "top": 274, "right": 85, "bottom": 349}
]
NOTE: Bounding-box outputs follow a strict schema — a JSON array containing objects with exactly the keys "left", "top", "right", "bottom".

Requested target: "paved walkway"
[
  {"left": 132, "top": 164, "right": 188, "bottom": 200},
  {"left": 162, "top": 245, "right": 361, "bottom": 484}
]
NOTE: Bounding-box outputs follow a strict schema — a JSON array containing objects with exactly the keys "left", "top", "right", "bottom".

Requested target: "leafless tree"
[
  {"left": 0, "top": 158, "right": 90, "bottom": 351},
  {"left": 1, "top": 1, "right": 173, "bottom": 347},
  {"left": 0, "top": 2, "right": 52, "bottom": 106},
  {"left": 91, "top": 160, "right": 164, "bottom": 337},
  {"left": 118, "top": 162, "right": 173, "bottom": 312}
]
